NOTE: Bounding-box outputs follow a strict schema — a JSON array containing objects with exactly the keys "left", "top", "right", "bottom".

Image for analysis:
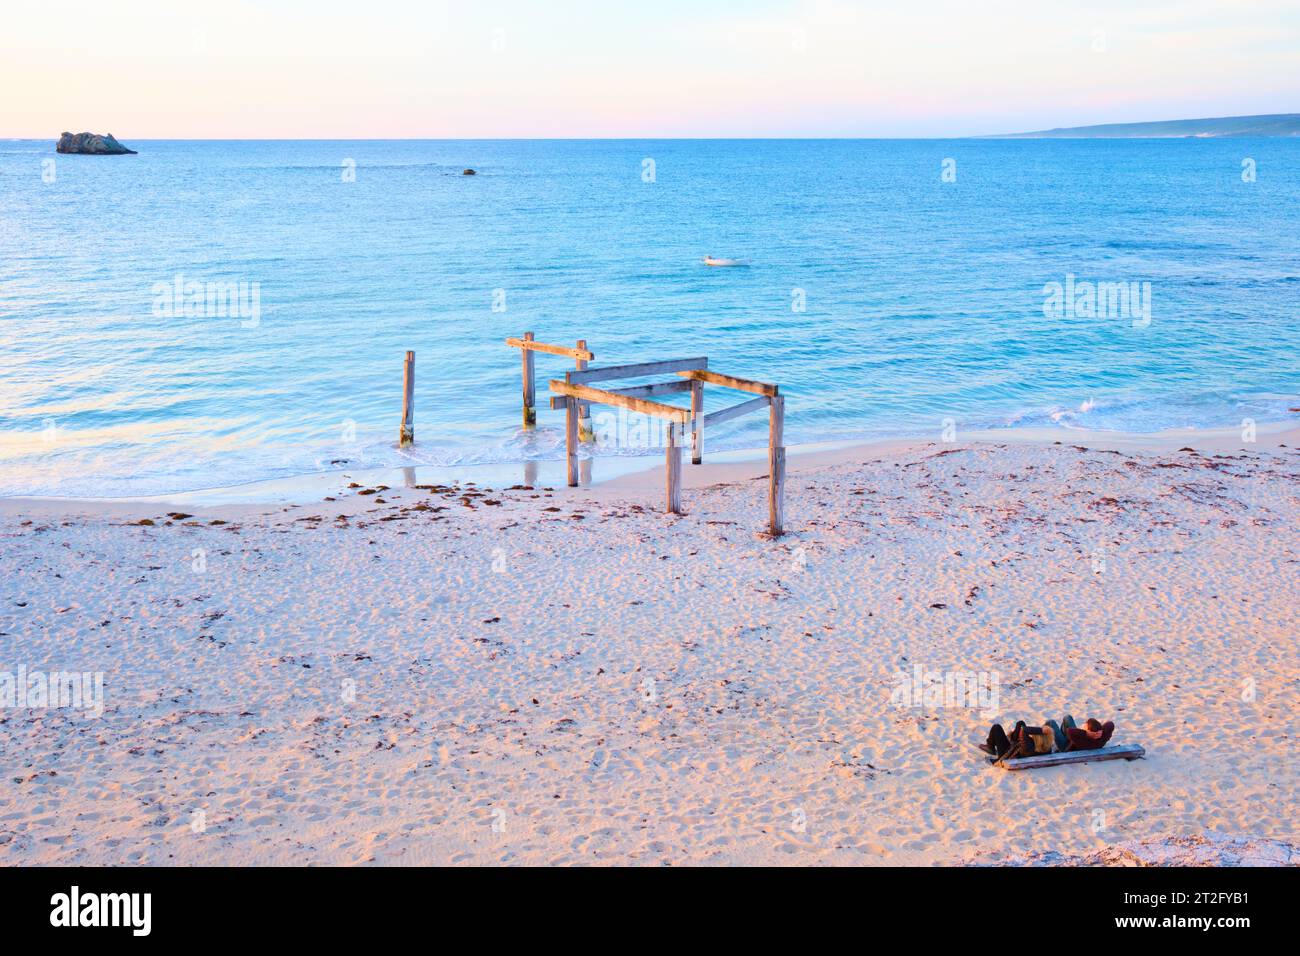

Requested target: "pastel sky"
[{"left": 4, "top": 0, "right": 1297, "bottom": 138}]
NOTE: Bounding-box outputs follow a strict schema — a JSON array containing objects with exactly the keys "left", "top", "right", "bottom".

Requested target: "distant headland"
[
  {"left": 56, "top": 132, "right": 138, "bottom": 154},
  {"left": 982, "top": 113, "right": 1300, "bottom": 139}
]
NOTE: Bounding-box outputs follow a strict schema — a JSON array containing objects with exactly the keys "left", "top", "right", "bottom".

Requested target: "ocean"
[{"left": 1, "top": 138, "right": 1297, "bottom": 498}]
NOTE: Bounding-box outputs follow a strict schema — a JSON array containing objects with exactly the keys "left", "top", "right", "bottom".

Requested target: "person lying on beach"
[
  {"left": 980, "top": 721, "right": 1053, "bottom": 760},
  {"left": 981, "top": 715, "right": 1115, "bottom": 759},
  {"left": 1050, "top": 716, "right": 1115, "bottom": 752}
]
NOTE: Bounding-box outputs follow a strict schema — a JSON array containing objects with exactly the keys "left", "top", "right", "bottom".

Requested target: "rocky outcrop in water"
[{"left": 56, "top": 132, "right": 138, "bottom": 155}]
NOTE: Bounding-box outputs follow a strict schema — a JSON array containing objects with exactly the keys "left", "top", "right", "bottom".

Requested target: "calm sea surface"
[{"left": 1, "top": 138, "right": 1297, "bottom": 497}]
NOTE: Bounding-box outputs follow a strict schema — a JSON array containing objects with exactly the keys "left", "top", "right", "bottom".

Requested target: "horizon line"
[
  {"left": 10, "top": 134, "right": 1296, "bottom": 142},
  {"left": 15, "top": 112, "right": 1298, "bottom": 142}
]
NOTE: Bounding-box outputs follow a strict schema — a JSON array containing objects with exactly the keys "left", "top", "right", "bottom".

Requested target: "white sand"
[
  {"left": 969, "top": 833, "right": 1298, "bottom": 867},
  {"left": 1, "top": 430, "right": 1297, "bottom": 865}
]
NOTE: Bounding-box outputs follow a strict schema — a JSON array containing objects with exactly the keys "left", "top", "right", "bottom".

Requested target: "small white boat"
[{"left": 702, "top": 256, "right": 748, "bottom": 267}]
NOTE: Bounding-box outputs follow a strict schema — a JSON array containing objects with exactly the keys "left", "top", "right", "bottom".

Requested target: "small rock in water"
[
  {"left": 462, "top": 168, "right": 476, "bottom": 175},
  {"left": 56, "top": 131, "right": 138, "bottom": 155}
]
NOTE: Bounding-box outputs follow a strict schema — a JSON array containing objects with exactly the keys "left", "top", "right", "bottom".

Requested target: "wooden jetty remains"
[{"left": 506, "top": 332, "right": 786, "bottom": 535}]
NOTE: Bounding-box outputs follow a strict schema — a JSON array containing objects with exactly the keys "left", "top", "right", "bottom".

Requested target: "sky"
[{"left": 3, "top": 0, "right": 1298, "bottom": 138}]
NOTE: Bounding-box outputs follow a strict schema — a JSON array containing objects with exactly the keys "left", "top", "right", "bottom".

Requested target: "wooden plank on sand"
[{"left": 996, "top": 744, "right": 1145, "bottom": 771}]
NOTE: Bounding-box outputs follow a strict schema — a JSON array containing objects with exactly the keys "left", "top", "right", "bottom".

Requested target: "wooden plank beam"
[
  {"left": 608, "top": 379, "right": 694, "bottom": 399},
  {"left": 698, "top": 394, "right": 770, "bottom": 430},
  {"left": 997, "top": 744, "right": 1145, "bottom": 771},
  {"left": 549, "top": 379, "right": 692, "bottom": 409},
  {"left": 568, "top": 356, "right": 707, "bottom": 385},
  {"left": 506, "top": 337, "right": 595, "bottom": 362},
  {"left": 676, "top": 368, "right": 778, "bottom": 397},
  {"left": 549, "top": 381, "right": 690, "bottom": 423}
]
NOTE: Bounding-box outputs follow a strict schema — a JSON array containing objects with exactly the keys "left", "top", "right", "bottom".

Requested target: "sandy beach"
[{"left": 2, "top": 429, "right": 1297, "bottom": 866}]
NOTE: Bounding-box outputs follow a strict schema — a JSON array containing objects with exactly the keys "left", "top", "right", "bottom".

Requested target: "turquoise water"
[{"left": 2, "top": 138, "right": 1297, "bottom": 497}]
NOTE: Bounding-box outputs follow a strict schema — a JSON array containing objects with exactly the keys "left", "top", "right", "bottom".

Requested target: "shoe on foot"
[{"left": 983, "top": 723, "right": 1011, "bottom": 758}]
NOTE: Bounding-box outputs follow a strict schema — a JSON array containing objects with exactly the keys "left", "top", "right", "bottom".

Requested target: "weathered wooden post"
[
  {"left": 690, "top": 379, "right": 703, "bottom": 464},
  {"left": 575, "top": 339, "right": 594, "bottom": 442},
  {"left": 565, "top": 397, "right": 579, "bottom": 487},
  {"left": 399, "top": 350, "right": 415, "bottom": 446},
  {"left": 520, "top": 331, "right": 536, "bottom": 428},
  {"left": 666, "top": 421, "right": 682, "bottom": 514},
  {"left": 767, "top": 394, "right": 784, "bottom": 536}
]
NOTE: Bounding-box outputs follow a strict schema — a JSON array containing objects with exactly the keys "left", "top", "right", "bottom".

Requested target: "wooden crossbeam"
[
  {"left": 568, "top": 356, "right": 707, "bottom": 385},
  {"left": 507, "top": 337, "right": 595, "bottom": 362},
  {"left": 694, "top": 394, "right": 770, "bottom": 431},
  {"left": 549, "top": 381, "right": 691, "bottom": 424},
  {"left": 607, "top": 379, "right": 694, "bottom": 399},
  {"left": 549, "top": 378, "right": 692, "bottom": 409},
  {"left": 676, "top": 368, "right": 778, "bottom": 397},
  {"left": 506, "top": 337, "right": 595, "bottom": 362},
  {"left": 548, "top": 379, "right": 696, "bottom": 408}
]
